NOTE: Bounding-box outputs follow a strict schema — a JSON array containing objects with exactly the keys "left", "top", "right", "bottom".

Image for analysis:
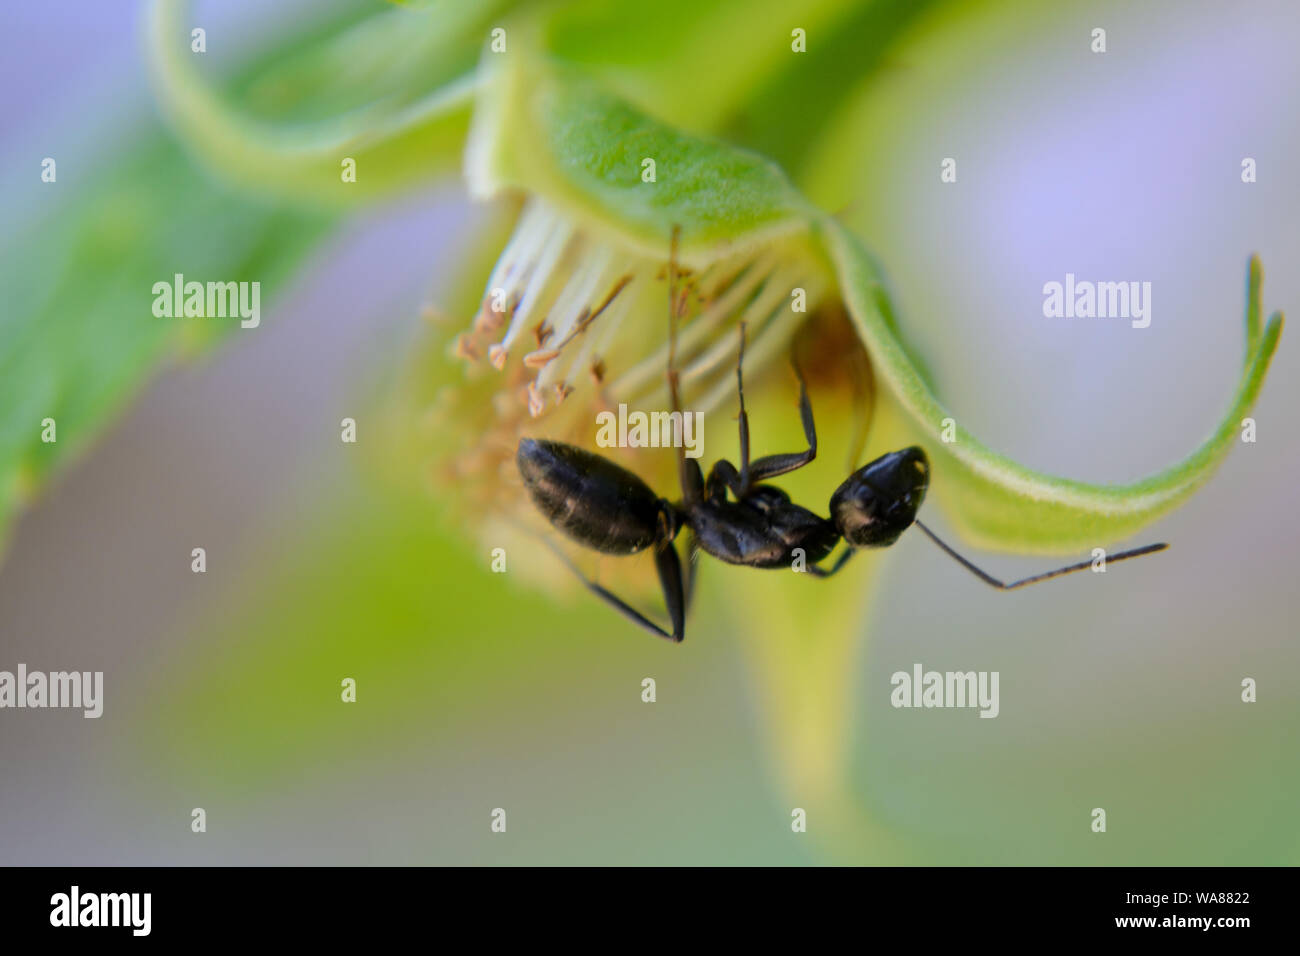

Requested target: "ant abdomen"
[{"left": 517, "top": 438, "right": 668, "bottom": 555}]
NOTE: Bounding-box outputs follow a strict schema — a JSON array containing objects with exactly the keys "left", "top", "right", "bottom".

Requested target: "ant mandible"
[{"left": 515, "top": 229, "right": 1168, "bottom": 642}]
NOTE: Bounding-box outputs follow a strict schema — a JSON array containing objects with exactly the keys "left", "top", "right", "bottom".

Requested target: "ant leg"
[
  {"left": 807, "top": 546, "right": 856, "bottom": 578},
  {"left": 914, "top": 521, "right": 1168, "bottom": 590},
  {"left": 734, "top": 322, "right": 753, "bottom": 493},
  {"left": 744, "top": 358, "right": 817, "bottom": 486},
  {"left": 654, "top": 537, "right": 687, "bottom": 643},
  {"left": 715, "top": 327, "right": 817, "bottom": 500},
  {"left": 539, "top": 534, "right": 683, "bottom": 642},
  {"left": 706, "top": 458, "right": 742, "bottom": 499}
]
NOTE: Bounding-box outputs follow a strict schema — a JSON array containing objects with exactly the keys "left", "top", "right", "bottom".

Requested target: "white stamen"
[
  {"left": 536, "top": 250, "right": 631, "bottom": 388},
  {"left": 484, "top": 201, "right": 553, "bottom": 294},
  {"left": 539, "top": 244, "right": 613, "bottom": 356},
  {"left": 497, "top": 213, "right": 575, "bottom": 354}
]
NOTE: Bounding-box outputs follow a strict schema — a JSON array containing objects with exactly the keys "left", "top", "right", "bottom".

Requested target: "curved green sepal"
[
  {"left": 824, "top": 218, "right": 1284, "bottom": 553},
  {"left": 465, "top": 52, "right": 816, "bottom": 265}
]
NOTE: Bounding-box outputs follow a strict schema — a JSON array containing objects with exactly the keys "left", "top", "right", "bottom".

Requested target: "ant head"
[{"left": 830, "top": 446, "right": 930, "bottom": 548}]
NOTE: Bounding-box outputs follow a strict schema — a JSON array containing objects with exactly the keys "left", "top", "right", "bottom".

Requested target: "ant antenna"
[
  {"left": 667, "top": 225, "right": 681, "bottom": 382},
  {"left": 666, "top": 225, "right": 701, "bottom": 507},
  {"left": 913, "top": 520, "right": 1168, "bottom": 591}
]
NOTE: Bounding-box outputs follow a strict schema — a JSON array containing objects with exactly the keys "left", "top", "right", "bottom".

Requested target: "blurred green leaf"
[
  {"left": 536, "top": 0, "right": 857, "bottom": 131},
  {"left": 145, "top": 0, "right": 511, "bottom": 204},
  {"left": 0, "top": 133, "right": 337, "bottom": 554}
]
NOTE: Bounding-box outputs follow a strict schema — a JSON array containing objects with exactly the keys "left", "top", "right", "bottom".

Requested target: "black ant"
[{"left": 515, "top": 232, "right": 1168, "bottom": 642}]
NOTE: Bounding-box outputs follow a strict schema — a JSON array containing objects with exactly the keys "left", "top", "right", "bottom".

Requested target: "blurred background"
[{"left": 1, "top": 0, "right": 1297, "bottom": 865}]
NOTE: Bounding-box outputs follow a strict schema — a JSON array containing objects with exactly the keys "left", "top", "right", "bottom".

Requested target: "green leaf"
[{"left": 824, "top": 218, "right": 1285, "bottom": 552}]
